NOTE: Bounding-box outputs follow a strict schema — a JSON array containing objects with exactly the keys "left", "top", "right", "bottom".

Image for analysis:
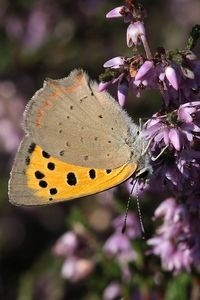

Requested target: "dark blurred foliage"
[{"left": 0, "top": 0, "right": 200, "bottom": 299}]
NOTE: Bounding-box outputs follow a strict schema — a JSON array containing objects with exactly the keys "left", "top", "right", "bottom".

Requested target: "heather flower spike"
[{"left": 98, "top": 0, "right": 200, "bottom": 275}]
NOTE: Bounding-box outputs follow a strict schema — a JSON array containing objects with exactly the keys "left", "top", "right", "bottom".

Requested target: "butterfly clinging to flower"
[{"left": 8, "top": 69, "right": 150, "bottom": 206}]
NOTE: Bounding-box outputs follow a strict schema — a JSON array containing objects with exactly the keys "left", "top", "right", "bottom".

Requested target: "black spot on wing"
[
  {"left": 42, "top": 151, "right": 50, "bottom": 159},
  {"left": 39, "top": 180, "right": 48, "bottom": 188},
  {"left": 35, "top": 171, "right": 45, "bottom": 179},
  {"left": 49, "top": 188, "right": 58, "bottom": 195},
  {"left": 25, "top": 156, "right": 30, "bottom": 165},
  {"left": 28, "top": 143, "right": 36, "bottom": 153},
  {"left": 66, "top": 172, "right": 77, "bottom": 186},
  {"left": 89, "top": 169, "right": 96, "bottom": 179},
  {"left": 47, "top": 162, "right": 55, "bottom": 170},
  {"left": 59, "top": 150, "right": 65, "bottom": 156}
]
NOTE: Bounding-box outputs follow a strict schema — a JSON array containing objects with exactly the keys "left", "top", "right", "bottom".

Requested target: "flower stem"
[{"left": 141, "top": 32, "right": 152, "bottom": 59}]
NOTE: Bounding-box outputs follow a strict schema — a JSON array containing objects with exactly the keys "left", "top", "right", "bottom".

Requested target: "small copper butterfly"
[{"left": 8, "top": 69, "right": 150, "bottom": 206}]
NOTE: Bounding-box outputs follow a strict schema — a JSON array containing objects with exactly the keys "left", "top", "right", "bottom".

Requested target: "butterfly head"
[{"left": 129, "top": 124, "right": 153, "bottom": 183}]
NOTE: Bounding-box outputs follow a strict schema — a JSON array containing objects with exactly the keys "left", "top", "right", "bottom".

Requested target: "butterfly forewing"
[{"left": 9, "top": 136, "right": 137, "bottom": 206}]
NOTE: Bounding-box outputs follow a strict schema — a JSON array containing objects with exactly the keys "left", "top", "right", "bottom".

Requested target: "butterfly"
[{"left": 8, "top": 69, "right": 150, "bottom": 206}]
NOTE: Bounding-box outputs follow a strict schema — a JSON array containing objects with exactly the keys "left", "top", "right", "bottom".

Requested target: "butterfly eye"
[
  {"left": 139, "top": 169, "right": 149, "bottom": 179},
  {"left": 137, "top": 130, "right": 140, "bottom": 135},
  {"left": 136, "top": 166, "right": 151, "bottom": 182}
]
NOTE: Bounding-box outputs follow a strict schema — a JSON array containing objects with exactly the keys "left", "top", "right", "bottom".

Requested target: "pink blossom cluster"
[
  {"left": 99, "top": 1, "right": 200, "bottom": 274},
  {"left": 52, "top": 213, "right": 141, "bottom": 298}
]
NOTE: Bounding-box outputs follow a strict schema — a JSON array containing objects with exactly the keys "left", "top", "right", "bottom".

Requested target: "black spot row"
[{"left": 34, "top": 167, "right": 113, "bottom": 202}]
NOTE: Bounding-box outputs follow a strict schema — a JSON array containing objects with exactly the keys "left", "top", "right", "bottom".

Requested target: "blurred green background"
[{"left": 0, "top": 0, "right": 200, "bottom": 299}]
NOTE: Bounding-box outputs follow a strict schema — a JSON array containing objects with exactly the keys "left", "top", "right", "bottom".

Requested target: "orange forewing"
[{"left": 26, "top": 145, "right": 137, "bottom": 203}]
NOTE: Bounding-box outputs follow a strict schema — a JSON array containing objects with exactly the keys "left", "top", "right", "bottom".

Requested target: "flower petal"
[
  {"left": 103, "top": 56, "right": 124, "bottom": 68},
  {"left": 165, "top": 66, "right": 179, "bottom": 90},
  {"left": 169, "top": 128, "right": 181, "bottom": 151},
  {"left": 135, "top": 60, "right": 154, "bottom": 80}
]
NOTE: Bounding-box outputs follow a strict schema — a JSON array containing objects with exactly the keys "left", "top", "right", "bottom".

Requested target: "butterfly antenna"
[
  {"left": 122, "top": 189, "right": 132, "bottom": 234},
  {"left": 135, "top": 187, "right": 145, "bottom": 239},
  {"left": 122, "top": 180, "right": 145, "bottom": 239}
]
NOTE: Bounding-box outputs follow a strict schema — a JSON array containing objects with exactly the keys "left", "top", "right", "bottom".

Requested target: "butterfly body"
[{"left": 9, "top": 69, "right": 150, "bottom": 206}]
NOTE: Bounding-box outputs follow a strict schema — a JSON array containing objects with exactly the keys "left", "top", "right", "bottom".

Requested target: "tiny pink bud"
[
  {"left": 126, "top": 21, "right": 145, "bottom": 47},
  {"left": 98, "top": 81, "right": 110, "bottom": 92},
  {"left": 117, "top": 81, "right": 128, "bottom": 106},
  {"left": 181, "top": 67, "right": 195, "bottom": 79},
  {"left": 165, "top": 66, "right": 179, "bottom": 90},
  {"left": 106, "top": 6, "right": 124, "bottom": 18},
  {"left": 61, "top": 257, "right": 94, "bottom": 282},
  {"left": 178, "top": 107, "right": 193, "bottom": 123},
  {"left": 103, "top": 282, "right": 122, "bottom": 300},
  {"left": 135, "top": 60, "right": 154, "bottom": 80},
  {"left": 52, "top": 232, "right": 78, "bottom": 257},
  {"left": 103, "top": 56, "right": 124, "bottom": 68}
]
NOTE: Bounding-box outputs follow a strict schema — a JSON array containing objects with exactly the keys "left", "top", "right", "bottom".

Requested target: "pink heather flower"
[
  {"left": 103, "top": 214, "right": 139, "bottom": 279},
  {"left": 165, "top": 65, "right": 180, "bottom": 90},
  {"left": 98, "top": 81, "right": 110, "bottom": 92},
  {"left": 117, "top": 80, "right": 129, "bottom": 106},
  {"left": 0, "top": 81, "right": 24, "bottom": 155},
  {"left": 152, "top": 153, "right": 200, "bottom": 191},
  {"left": 99, "top": 72, "right": 129, "bottom": 105},
  {"left": 153, "top": 198, "right": 181, "bottom": 222},
  {"left": 106, "top": 4, "right": 146, "bottom": 23},
  {"left": 163, "top": 58, "right": 200, "bottom": 105},
  {"left": 133, "top": 62, "right": 162, "bottom": 90},
  {"left": 144, "top": 117, "right": 184, "bottom": 151},
  {"left": 61, "top": 257, "right": 94, "bottom": 282},
  {"left": 52, "top": 231, "right": 78, "bottom": 257},
  {"left": 103, "top": 56, "right": 125, "bottom": 68},
  {"left": 103, "top": 231, "right": 137, "bottom": 280},
  {"left": 100, "top": 56, "right": 131, "bottom": 105},
  {"left": 103, "top": 232, "right": 133, "bottom": 256},
  {"left": 126, "top": 21, "right": 146, "bottom": 47},
  {"left": 147, "top": 198, "right": 200, "bottom": 273},
  {"left": 144, "top": 101, "right": 200, "bottom": 152},
  {"left": 178, "top": 101, "right": 200, "bottom": 132},
  {"left": 134, "top": 60, "right": 154, "bottom": 81},
  {"left": 103, "top": 282, "right": 122, "bottom": 300},
  {"left": 106, "top": 6, "right": 125, "bottom": 19},
  {"left": 112, "top": 213, "right": 141, "bottom": 239}
]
